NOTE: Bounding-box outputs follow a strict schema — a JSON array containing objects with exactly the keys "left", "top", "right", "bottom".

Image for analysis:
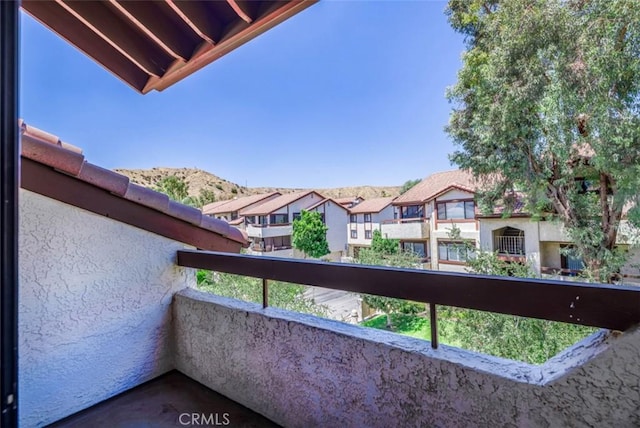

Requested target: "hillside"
[{"left": 114, "top": 167, "right": 402, "bottom": 203}]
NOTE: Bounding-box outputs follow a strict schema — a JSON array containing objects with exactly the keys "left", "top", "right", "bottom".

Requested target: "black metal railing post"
[
  {"left": 262, "top": 278, "right": 269, "bottom": 308},
  {"left": 1, "top": 1, "right": 20, "bottom": 426},
  {"left": 429, "top": 303, "right": 438, "bottom": 349}
]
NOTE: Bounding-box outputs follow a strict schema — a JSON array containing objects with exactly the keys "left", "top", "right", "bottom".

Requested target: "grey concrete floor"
[{"left": 47, "top": 371, "right": 279, "bottom": 428}]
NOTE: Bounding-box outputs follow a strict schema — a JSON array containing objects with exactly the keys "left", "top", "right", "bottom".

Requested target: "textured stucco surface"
[
  {"left": 175, "top": 288, "right": 640, "bottom": 428},
  {"left": 19, "top": 190, "right": 195, "bottom": 427}
]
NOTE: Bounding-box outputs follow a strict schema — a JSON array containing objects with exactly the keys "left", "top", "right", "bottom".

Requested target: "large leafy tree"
[
  {"left": 292, "top": 210, "right": 330, "bottom": 259},
  {"left": 446, "top": 0, "right": 640, "bottom": 282}
]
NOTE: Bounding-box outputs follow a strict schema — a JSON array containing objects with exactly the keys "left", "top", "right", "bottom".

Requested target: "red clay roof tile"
[
  {"left": 393, "top": 169, "right": 477, "bottom": 205},
  {"left": 124, "top": 183, "right": 170, "bottom": 213},
  {"left": 167, "top": 201, "right": 202, "bottom": 226},
  {"left": 22, "top": 135, "right": 85, "bottom": 176},
  {"left": 202, "top": 192, "right": 281, "bottom": 215},
  {"left": 78, "top": 162, "right": 130, "bottom": 196},
  {"left": 348, "top": 197, "right": 394, "bottom": 214},
  {"left": 19, "top": 120, "right": 247, "bottom": 247},
  {"left": 241, "top": 191, "right": 324, "bottom": 216},
  {"left": 199, "top": 214, "right": 230, "bottom": 237}
]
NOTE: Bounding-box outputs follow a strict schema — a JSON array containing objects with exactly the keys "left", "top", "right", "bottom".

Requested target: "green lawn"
[
  {"left": 361, "top": 313, "right": 463, "bottom": 348},
  {"left": 361, "top": 311, "right": 596, "bottom": 365}
]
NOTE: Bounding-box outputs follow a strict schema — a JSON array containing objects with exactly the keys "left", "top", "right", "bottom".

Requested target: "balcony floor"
[{"left": 48, "top": 371, "right": 279, "bottom": 428}]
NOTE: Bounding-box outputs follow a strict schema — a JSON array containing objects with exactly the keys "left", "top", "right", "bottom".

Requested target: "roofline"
[
  {"left": 476, "top": 213, "right": 532, "bottom": 219},
  {"left": 307, "top": 198, "right": 349, "bottom": 212},
  {"left": 203, "top": 192, "right": 281, "bottom": 215},
  {"left": 393, "top": 184, "right": 476, "bottom": 206},
  {"left": 348, "top": 201, "right": 394, "bottom": 214},
  {"left": 240, "top": 191, "right": 324, "bottom": 215},
  {"left": 22, "top": 158, "right": 245, "bottom": 252}
]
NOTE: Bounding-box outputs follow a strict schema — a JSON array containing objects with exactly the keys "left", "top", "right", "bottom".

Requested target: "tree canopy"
[
  {"left": 400, "top": 179, "right": 421, "bottom": 195},
  {"left": 292, "top": 210, "right": 330, "bottom": 259},
  {"left": 446, "top": 0, "right": 640, "bottom": 282},
  {"left": 153, "top": 175, "right": 216, "bottom": 208}
]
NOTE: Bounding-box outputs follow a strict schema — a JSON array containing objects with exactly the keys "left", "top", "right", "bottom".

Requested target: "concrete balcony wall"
[
  {"left": 539, "top": 221, "right": 571, "bottom": 242},
  {"left": 380, "top": 221, "right": 429, "bottom": 240},
  {"left": 19, "top": 190, "right": 194, "bottom": 428},
  {"left": 246, "top": 224, "right": 293, "bottom": 238},
  {"left": 174, "top": 288, "right": 640, "bottom": 428}
]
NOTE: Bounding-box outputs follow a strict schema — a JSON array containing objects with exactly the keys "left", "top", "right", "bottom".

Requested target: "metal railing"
[
  {"left": 177, "top": 250, "right": 640, "bottom": 349},
  {"left": 494, "top": 235, "right": 525, "bottom": 255},
  {"left": 382, "top": 217, "right": 430, "bottom": 224}
]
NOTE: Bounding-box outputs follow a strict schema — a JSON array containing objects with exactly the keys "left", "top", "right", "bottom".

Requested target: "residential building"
[
  {"left": 305, "top": 197, "right": 349, "bottom": 260},
  {"left": 478, "top": 200, "right": 640, "bottom": 282},
  {"left": 347, "top": 197, "right": 395, "bottom": 257},
  {"left": 242, "top": 190, "right": 325, "bottom": 257},
  {"left": 334, "top": 196, "right": 364, "bottom": 209},
  {"left": 383, "top": 170, "right": 478, "bottom": 272},
  {"left": 202, "top": 192, "right": 281, "bottom": 228}
]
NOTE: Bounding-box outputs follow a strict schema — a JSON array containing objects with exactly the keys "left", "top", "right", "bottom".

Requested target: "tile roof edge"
[
  {"left": 19, "top": 120, "right": 248, "bottom": 247},
  {"left": 241, "top": 190, "right": 324, "bottom": 215}
]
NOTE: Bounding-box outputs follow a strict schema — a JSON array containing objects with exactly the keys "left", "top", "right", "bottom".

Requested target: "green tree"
[
  {"left": 197, "top": 270, "right": 328, "bottom": 317},
  {"left": 154, "top": 175, "right": 189, "bottom": 202},
  {"left": 357, "top": 230, "right": 423, "bottom": 328},
  {"left": 184, "top": 188, "right": 216, "bottom": 209},
  {"left": 446, "top": 0, "right": 640, "bottom": 282},
  {"left": 154, "top": 176, "right": 216, "bottom": 208},
  {"left": 292, "top": 210, "right": 330, "bottom": 259},
  {"left": 400, "top": 178, "right": 421, "bottom": 194}
]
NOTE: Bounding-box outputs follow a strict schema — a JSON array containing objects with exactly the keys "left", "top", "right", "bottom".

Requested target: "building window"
[
  {"left": 293, "top": 212, "right": 301, "bottom": 221},
  {"left": 437, "top": 201, "right": 475, "bottom": 220},
  {"left": 401, "top": 205, "right": 423, "bottom": 219},
  {"left": 402, "top": 242, "right": 427, "bottom": 258},
  {"left": 364, "top": 213, "right": 372, "bottom": 223},
  {"left": 365, "top": 230, "right": 372, "bottom": 239},
  {"left": 259, "top": 216, "right": 267, "bottom": 225},
  {"left": 351, "top": 230, "right": 358, "bottom": 239},
  {"left": 270, "top": 214, "right": 288, "bottom": 224},
  {"left": 350, "top": 214, "right": 357, "bottom": 223},
  {"left": 438, "top": 241, "right": 475, "bottom": 262}
]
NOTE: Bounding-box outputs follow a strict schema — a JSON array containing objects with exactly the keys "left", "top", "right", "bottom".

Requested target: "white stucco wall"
[
  {"left": 310, "top": 201, "right": 348, "bottom": 254},
  {"left": 19, "top": 190, "right": 195, "bottom": 427},
  {"left": 436, "top": 188, "right": 474, "bottom": 201},
  {"left": 174, "top": 289, "right": 640, "bottom": 428},
  {"left": 479, "top": 217, "right": 542, "bottom": 274}
]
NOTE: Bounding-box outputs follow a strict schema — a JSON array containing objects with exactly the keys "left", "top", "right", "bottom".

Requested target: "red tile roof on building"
[
  {"left": 306, "top": 198, "right": 349, "bottom": 212},
  {"left": 240, "top": 191, "right": 324, "bottom": 216},
  {"left": 348, "top": 197, "right": 394, "bottom": 214},
  {"left": 393, "top": 169, "right": 477, "bottom": 205},
  {"left": 20, "top": 120, "right": 248, "bottom": 250},
  {"left": 202, "top": 192, "right": 281, "bottom": 216}
]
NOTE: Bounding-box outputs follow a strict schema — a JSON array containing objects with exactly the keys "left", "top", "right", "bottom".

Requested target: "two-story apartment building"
[
  {"left": 202, "top": 192, "right": 281, "bottom": 227},
  {"left": 305, "top": 198, "right": 349, "bottom": 260},
  {"left": 346, "top": 197, "right": 394, "bottom": 258},
  {"left": 241, "top": 191, "right": 325, "bottom": 258},
  {"left": 383, "top": 170, "right": 478, "bottom": 272},
  {"left": 478, "top": 198, "right": 640, "bottom": 282}
]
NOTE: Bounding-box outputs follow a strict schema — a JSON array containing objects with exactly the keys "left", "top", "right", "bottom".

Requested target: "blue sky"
[{"left": 20, "top": 1, "right": 466, "bottom": 189}]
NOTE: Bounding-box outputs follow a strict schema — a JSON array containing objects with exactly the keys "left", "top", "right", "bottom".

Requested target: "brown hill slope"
[{"left": 114, "top": 167, "right": 402, "bottom": 204}]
